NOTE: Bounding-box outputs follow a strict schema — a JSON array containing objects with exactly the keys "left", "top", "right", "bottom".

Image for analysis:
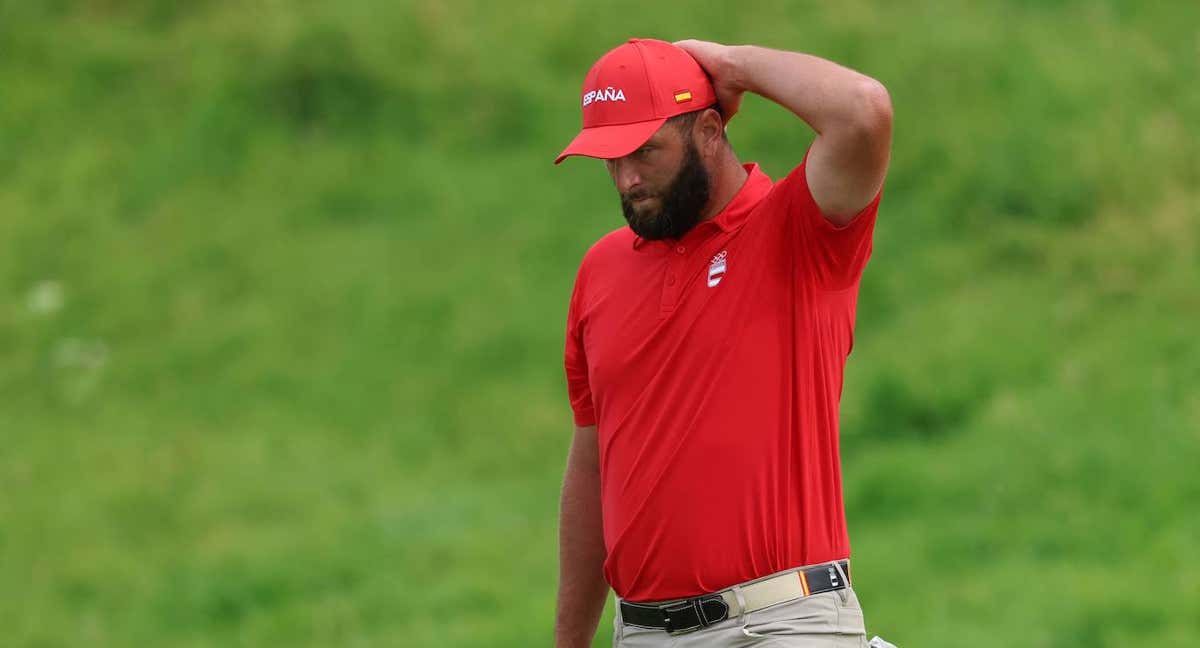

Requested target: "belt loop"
[
  {"left": 613, "top": 592, "right": 624, "bottom": 643},
  {"left": 831, "top": 561, "right": 850, "bottom": 605},
  {"left": 731, "top": 585, "right": 765, "bottom": 638}
]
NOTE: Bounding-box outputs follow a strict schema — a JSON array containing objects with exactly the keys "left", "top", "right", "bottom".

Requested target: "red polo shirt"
[{"left": 564, "top": 151, "right": 882, "bottom": 602}]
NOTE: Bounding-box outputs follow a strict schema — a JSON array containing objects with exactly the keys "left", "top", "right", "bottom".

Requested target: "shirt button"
[
  {"left": 676, "top": 246, "right": 686, "bottom": 254},
  {"left": 667, "top": 274, "right": 676, "bottom": 285}
]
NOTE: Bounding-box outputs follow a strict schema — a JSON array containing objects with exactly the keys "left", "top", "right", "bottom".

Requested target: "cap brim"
[{"left": 554, "top": 118, "right": 668, "bottom": 165}]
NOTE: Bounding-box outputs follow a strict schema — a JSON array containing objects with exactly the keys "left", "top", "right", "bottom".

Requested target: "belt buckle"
[{"left": 662, "top": 595, "right": 728, "bottom": 635}]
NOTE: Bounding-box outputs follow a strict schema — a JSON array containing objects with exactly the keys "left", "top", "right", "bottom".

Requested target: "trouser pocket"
[{"left": 837, "top": 587, "right": 868, "bottom": 640}]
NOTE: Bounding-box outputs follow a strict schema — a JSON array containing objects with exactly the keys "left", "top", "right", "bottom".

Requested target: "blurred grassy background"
[{"left": 1, "top": 1, "right": 1197, "bottom": 646}]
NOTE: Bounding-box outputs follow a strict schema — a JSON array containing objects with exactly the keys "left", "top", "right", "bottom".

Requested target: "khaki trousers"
[{"left": 613, "top": 584, "right": 868, "bottom": 647}]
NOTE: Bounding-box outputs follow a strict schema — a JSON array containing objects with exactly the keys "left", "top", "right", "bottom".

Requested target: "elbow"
[{"left": 852, "top": 79, "right": 893, "bottom": 139}]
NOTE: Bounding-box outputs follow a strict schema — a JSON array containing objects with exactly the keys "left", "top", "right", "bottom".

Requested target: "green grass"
[{"left": 1, "top": 1, "right": 1197, "bottom": 646}]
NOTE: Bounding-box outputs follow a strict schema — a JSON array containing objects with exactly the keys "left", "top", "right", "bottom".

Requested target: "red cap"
[{"left": 555, "top": 38, "right": 717, "bottom": 164}]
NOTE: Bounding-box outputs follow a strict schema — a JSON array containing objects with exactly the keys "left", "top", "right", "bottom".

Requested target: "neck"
[{"left": 698, "top": 149, "right": 749, "bottom": 223}]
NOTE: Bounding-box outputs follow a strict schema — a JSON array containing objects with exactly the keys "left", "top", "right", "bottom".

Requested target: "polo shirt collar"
[{"left": 632, "top": 163, "right": 771, "bottom": 249}]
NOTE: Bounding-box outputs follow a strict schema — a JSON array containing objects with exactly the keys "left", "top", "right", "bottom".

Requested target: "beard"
[{"left": 619, "top": 139, "right": 711, "bottom": 241}]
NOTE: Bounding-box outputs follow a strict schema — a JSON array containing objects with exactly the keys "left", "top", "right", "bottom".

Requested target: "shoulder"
[
  {"left": 764, "top": 158, "right": 809, "bottom": 208},
  {"left": 578, "top": 225, "right": 637, "bottom": 276},
  {"left": 569, "top": 226, "right": 635, "bottom": 315}
]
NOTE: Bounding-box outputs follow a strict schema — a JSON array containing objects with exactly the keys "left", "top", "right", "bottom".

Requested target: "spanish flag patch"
[{"left": 673, "top": 90, "right": 693, "bottom": 104}]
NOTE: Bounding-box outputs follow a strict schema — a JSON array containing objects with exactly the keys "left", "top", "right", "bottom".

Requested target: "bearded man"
[{"left": 554, "top": 38, "right": 893, "bottom": 648}]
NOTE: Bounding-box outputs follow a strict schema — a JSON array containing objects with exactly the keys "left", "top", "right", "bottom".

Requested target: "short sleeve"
[
  {"left": 774, "top": 149, "right": 882, "bottom": 290},
  {"left": 564, "top": 264, "right": 597, "bottom": 427}
]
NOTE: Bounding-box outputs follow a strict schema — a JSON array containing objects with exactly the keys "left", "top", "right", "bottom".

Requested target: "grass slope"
[{"left": 0, "top": 1, "right": 1196, "bottom": 646}]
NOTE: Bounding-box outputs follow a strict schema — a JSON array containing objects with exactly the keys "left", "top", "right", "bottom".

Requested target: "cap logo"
[
  {"left": 582, "top": 86, "right": 626, "bottom": 107},
  {"left": 673, "top": 90, "right": 693, "bottom": 103}
]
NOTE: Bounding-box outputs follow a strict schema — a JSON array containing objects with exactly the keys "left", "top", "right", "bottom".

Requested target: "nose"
[{"left": 607, "top": 157, "right": 642, "bottom": 194}]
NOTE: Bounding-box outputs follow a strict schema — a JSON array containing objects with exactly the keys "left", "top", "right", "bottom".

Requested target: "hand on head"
[{"left": 673, "top": 39, "right": 744, "bottom": 125}]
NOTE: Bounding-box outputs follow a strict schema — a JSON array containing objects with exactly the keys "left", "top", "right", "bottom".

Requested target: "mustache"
[{"left": 621, "top": 190, "right": 655, "bottom": 203}]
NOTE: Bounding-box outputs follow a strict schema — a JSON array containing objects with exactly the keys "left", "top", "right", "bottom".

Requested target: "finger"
[
  {"left": 672, "top": 39, "right": 697, "bottom": 54},
  {"left": 673, "top": 39, "right": 717, "bottom": 60}
]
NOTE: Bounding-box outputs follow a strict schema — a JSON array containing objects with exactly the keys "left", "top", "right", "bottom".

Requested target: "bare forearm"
[
  {"left": 555, "top": 454, "right": 608, "bottom": 647},
  {"left": 678, "top": 41, "right": 890, "bottom": 219},
  {"left": 726, "top": 45, "right": 886, "bottom": 135}
]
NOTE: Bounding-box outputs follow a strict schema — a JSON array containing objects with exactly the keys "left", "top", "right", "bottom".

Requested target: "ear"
[{"left": 694, "top": 107, "right": 725, "bottom": 157}]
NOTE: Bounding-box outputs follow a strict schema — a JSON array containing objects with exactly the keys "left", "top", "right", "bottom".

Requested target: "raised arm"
[{"left": 675, "top": 40, "right": 892, "bottom": 225}]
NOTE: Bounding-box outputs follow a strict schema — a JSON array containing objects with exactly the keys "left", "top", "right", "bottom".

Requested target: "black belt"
[{"left": 619, "top": 560, "right": 850, "bottom": 634}]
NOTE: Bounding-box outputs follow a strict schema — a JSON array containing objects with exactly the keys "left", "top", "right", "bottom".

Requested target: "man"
[{"left": 554, "top": 38, "right": 892, "bottom": 647}]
